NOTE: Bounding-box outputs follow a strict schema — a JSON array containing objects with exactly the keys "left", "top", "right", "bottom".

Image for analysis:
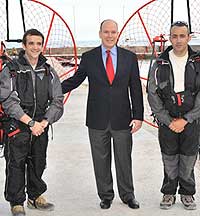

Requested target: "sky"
[
  {"left": 4, "top": 0, "right": 188, "bottom": 46},
  {"left": 35, "top": 0, "right": 187, "bottom": 41},
  {"left": 36, "top": 0, "right": 150, "bottom": 41}
]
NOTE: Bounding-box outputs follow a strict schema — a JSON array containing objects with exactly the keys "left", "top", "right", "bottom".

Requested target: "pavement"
[{"left": 1, "top": 84, "right": 200, "bottom": 216}]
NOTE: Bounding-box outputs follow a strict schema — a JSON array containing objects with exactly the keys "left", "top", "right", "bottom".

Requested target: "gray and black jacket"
[
  {"left": 147, "top": 45, "right": 200, "bottom": 126},
  {"left": 0, "top": 50, "right": 64, "bottom": 125}
]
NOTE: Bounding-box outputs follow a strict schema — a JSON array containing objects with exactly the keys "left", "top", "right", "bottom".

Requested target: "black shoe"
[
  {"left": 100, "top": 199, "right": 112, "bottom": 209},
  {"left": 124, "top": 198, "right": 140, "bottom": 209}
]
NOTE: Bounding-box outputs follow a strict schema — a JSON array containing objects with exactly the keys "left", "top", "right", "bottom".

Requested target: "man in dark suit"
[{"left": 62, "top": 19, "right": 144, "bottom": 209}]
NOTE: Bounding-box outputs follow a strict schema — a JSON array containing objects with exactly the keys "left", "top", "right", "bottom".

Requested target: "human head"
[
  {"left": 169, "top": 21, "right": 191, "bottom": 56},
  {"left": 99, "top": 19, "right": 119, "bottom": 50},
  {"left": 170, "top": 21, "right": 190, "bottom": 35},
  {"left": 22, "top": 29, "right": 44, "bottom": 64},
  {"left": 22, "top": 29, "right": 44, "bottom": 46}
]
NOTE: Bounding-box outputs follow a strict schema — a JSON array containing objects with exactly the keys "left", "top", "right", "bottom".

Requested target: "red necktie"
[{"left": 106, "top": 50, "right": 114, "bottom": 84}]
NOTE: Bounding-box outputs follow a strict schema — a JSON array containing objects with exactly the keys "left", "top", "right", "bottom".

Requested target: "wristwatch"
[{"left": 28, "top": 119, "right": 35, "bottom": 127}]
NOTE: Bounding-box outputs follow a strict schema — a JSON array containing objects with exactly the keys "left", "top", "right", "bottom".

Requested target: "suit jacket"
[{"left": 62, "top": 46, "right": 144, "bottom": 130}]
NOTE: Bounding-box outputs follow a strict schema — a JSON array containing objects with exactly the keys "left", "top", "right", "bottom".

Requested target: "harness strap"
[
  {"left": 0, "top": 128, "right": 3, "bottom": 141},
  {"left": 7, "top": 128, "right": 20, "bottom": 137},
  {"left": 176, "top": 93, "right": 182, "bottom": 106}
]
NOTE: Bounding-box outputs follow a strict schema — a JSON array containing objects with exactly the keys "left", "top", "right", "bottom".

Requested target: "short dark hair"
[
  {"left": 170, "top": 21, "right": 190, "bottom": 34},
  {"left": 22, "top": 29, "right": 44, "bottom": 45}
]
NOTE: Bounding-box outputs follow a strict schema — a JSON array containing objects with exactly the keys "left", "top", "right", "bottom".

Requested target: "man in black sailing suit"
[
  {"left": 0, "top": 29, "right": 63, "bottom": 216},
  {"left": 147, "top": 21, "right": 200, "bottom": 210}
]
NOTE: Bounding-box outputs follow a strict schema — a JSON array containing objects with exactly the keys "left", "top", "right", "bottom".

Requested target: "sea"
[
  {"left": 76, "top": 38, "right": 200, "bottom": 47},
  {"left": 4, "top": 37, "right": 200, "bottom": 48},
  {"left": 76, "top": 40, "right": 100, "bottom": 47},
  {"left": 5, "top": 40, "right": 101, "bottom": 49}
]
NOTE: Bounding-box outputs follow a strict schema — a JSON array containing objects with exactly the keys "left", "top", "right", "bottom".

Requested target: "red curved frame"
[
  {"left": 118, "top": 0, "right": 158, "bottom": 128},
  {"left": 29, "top": 0, "right": 78, "bottom": 103}
]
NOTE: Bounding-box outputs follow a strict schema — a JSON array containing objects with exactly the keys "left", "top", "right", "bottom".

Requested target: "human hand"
[
  {"left": 129, "top": 120, "right": 143, "bottom": 133},
  {"left": 40, "top": 119, "right": 49, "bottom": 129},
  {"left": 169, "top": 118, "right": 187, "bottom": 133},
  {"left": 30, "top": 121, "right": 44, "bottom": 136}
]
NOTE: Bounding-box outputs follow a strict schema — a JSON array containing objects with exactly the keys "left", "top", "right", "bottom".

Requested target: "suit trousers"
[{"left": 88, "top": 124, "right": 135, "bottom": 202}]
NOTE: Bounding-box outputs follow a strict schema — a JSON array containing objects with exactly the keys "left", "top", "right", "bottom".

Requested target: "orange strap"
[
  {"left": 176, "top": 93, "right": 182, "bottom": 106},
  {"left": 8, "top": 129, "right": 20, "bottom": 137}
]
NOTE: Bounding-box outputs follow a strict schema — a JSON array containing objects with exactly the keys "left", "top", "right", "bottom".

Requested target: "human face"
[
  {"left": 99, "top": 20, "right": 118, "bottom": 50},
  {"left": 169, "top": 26, "right": 191, "bottom": 56},
  {"left": 22, "top": 35, "right": 43, "bottom": 64}
]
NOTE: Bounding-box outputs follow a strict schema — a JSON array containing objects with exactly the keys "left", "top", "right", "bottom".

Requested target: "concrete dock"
[{"left": 1, "top": 84, "right": 200, "bottom": 216}]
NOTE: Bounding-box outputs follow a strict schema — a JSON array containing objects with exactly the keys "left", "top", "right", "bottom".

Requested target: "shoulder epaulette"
[
  {"left": 44, "top": 62, "right": 51, "bottom": 75},
  {"left": 5, "top": 60, "right": 19, "bottom": 77},
  {"left": 193, "top": 56, "right": 200, "bottom": 62}
]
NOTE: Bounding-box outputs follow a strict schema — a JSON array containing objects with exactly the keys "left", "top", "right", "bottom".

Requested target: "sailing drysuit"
[
  {"left": 147, "top": 45, "right": 200, "bottom": 195},
  {"left": 0, "top": 50, "right": 63, "bottom": 206}
]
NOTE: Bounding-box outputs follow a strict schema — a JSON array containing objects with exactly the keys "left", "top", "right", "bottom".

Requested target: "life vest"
[
  {"left": 0, "top": 60, "right": 52, "bottom": 149},
  {"left": 0, "top": 104, "right": 5, "bottom": 148},
  {"left": 15, "top": 63, "right": 52, "bottom": 121},
  {"left": 0, "top": 61, "right": 20, "bottom": 149},
  {"left": 156, "top": 56, "right": 200, "bottom": 118}
]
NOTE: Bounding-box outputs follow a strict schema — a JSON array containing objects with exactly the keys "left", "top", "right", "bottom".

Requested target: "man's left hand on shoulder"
[{"left": 129, "top": 120, "right": 143, "bottom": 133}]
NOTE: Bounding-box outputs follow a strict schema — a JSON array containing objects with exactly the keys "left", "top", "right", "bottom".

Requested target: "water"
[
  {"left": 76, "top": 40, "right": 100, "bottom": 47},
  {"left": 4, "top": 37, "right": 200, "bottom": 49}
]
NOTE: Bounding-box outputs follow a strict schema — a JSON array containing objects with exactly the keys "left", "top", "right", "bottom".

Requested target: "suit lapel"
[
  {"left": 114, "top": 47, "right": 125, "bottom": 82},
  {"left": 95, "top": 46, "right": 110, "bottom": 83},
  {"left": 95, "top": 46, "right": 105, "bottom": 69}
]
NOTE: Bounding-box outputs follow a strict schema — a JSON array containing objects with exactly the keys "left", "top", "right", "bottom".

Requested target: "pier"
[{"left": 1, "top": 86, "right": 200, "bottom": 216}]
